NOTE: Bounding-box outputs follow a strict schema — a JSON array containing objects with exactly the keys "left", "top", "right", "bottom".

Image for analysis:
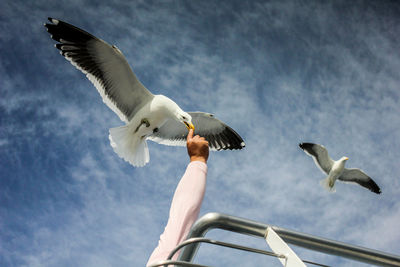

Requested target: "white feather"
[{"left": 109, "top": 125, "right": 150, "bottom": 167}]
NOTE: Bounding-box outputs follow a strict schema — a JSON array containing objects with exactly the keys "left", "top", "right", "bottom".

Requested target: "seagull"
[
  {"left": 299, "top": 143, "right": 381, "bottom": 194},
  {"left": 44, "top": 18, "right": 245, "bottom": 167}
]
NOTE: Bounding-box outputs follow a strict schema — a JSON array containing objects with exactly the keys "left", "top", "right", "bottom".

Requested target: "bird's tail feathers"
[
  {"left": 109, "top": 125, "right": 149, "bottom": 167},
  {"left": 320, "top": 177, "right": 336, "bottom": 193}
]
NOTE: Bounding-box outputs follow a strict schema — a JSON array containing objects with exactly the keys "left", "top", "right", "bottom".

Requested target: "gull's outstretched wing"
[
  {"left": 44, "top": 18, "right": 154, "bottom": 123},
  {"left": 339, "top": 168, "right": 382, "bottom": 194},
  {"left": 299, "top": 143, "right": 334, "bottom": 174},
  {"left": 148, "top": 112, "right": 245, "bottom": 151}
]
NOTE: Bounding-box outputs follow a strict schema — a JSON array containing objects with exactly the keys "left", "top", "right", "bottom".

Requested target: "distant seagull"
[
  {"left": 299, "top": 143, "right": 381, "bottom": 194},
  {"left": 44, "top": 18, "right": 245, "bottom": 167}
]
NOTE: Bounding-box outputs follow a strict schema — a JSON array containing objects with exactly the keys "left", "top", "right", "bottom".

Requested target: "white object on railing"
[{"left": 265, "top": 226, "right": 307, "bottom": 267}]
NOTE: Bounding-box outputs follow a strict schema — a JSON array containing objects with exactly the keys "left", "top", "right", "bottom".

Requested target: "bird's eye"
[{"left": 182, "top": 116, "right": 187, "bottom": 120}]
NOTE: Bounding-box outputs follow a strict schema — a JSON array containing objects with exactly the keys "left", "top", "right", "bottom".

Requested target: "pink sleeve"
[{"left": 146, "top": 161, "right": 208, "bottom": 266}]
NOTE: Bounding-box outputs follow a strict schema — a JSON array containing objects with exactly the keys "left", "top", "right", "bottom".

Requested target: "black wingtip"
[
  {"left": 374, "top": 187, "right": 382, "bottom": 195},
  {"left": 299, "top": 142, "right": 314, "bottom": 150},
  {"left": 216, "top": 125, "right": 245, "bottom": 151},
  {"left": 372, "top": 189, "right": 382, "bottom": 195},
  {"left": 44, "top": 18, "right": 57, "bottom": 30},
  {"left": 48, "top": 17, "right": 59, "bottom": 24},
  {"left": 367, "top": 179, "right": 382, "bottom": 194}
]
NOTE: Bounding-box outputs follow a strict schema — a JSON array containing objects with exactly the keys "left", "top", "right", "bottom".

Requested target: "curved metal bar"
[
  {"left": 167, "top": 237, "right": 284, "bottom": 261},
  {"left": 168, "top": 237, "right": 331, "bottom": 267},
  {"left": 178, "top": 212, "right": 400, "bottom": 266},
  {"left": 147, "top": 260, "right": 210, "bottom": 267}
]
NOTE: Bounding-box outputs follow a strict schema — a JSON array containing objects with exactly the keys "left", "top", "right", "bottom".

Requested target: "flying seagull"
[
  {"left": 299, "top": 143, "right": 381, "bottom": 194},
  {"left": 44, "top": 18, "right": 245, "bottom": 167}
]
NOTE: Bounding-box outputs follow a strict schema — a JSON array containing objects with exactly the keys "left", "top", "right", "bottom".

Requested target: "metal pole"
[{"left": 178, "top": 212, "right": 400, "bottom": 266}]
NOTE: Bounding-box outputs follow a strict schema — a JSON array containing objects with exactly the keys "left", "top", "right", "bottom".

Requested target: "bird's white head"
[
  {"left": 157, "top": 95, "right": 195, "bottom": 131},
  {"left": 176, "top": 110, "right": 195, "bottom": 131},
  {"left": 341, "top": 156, "right": 349, "bottom": 162}
]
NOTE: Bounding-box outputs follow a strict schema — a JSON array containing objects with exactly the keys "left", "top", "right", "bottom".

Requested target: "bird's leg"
[
  {"left": 142, "top": 118, "right": 150, "bottom": 127},
  {"left": 134, "top": 118, "right": 151, "bottom": 133}
]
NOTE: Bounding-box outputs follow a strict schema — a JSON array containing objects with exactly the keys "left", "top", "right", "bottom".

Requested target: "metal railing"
[
  {"left": 147, "top": 236, "right": 285, "bottom": 267},
  {"left": 175, "top": 212, "right": 400, "bottom": 266}
]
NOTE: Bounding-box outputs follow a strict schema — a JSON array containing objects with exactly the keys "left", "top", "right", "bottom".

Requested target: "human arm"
[{"left": 146, "top": 130, "right": 209, "bottom": 265}]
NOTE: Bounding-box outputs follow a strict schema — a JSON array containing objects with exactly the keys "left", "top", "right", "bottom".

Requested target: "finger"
[
  {"left": 193, "top": 135, "right": 207, "bottom": 143},
  {"left": 187, "top": 129, "right": 194, "bottom": 141},
  {"left": 196, "top": 137, "right": 208, "bottom": 145}
]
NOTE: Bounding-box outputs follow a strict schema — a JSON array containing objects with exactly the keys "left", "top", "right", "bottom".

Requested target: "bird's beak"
[
  {"left": 184, "top": 122, "right": 195, "bottom": 131},
  {"left": 344, "top": 157, "right": 349, "bottom": 161}
]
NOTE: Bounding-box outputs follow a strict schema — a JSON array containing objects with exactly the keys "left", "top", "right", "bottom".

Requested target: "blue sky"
[{"left": 1, "top": 0, "right": 400, "bottom": 266}]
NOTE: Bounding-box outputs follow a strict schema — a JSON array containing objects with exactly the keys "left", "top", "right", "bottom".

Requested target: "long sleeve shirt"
[{"left": 146, "top": 161, "right": 208, "bottom": 266}]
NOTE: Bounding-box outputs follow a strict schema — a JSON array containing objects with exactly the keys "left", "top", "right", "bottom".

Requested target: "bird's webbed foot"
[{"left": 134, "top": 118, "right": 151, "bottom": 133}]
